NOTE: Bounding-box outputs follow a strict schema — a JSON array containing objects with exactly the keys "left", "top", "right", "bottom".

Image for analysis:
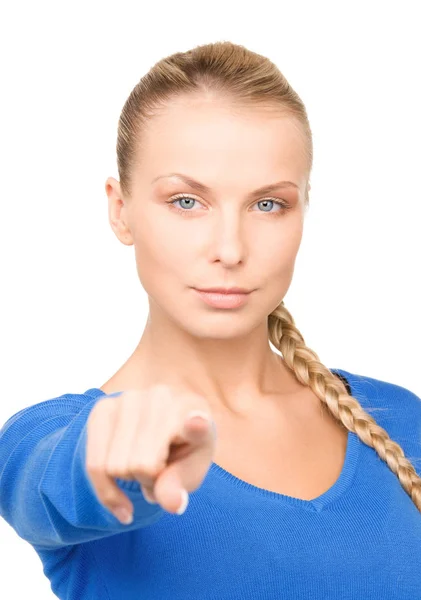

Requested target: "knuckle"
[
  {"left": 104, "top": 462, "right": 127, "bottom": 479},
  {"left": 129, "top": 459, "right": 161, "bottom": 480},
  {"left": 86, "top": 461, "right": 103, "bottom": 476},
  {"left": 149, "top": 383, "right": 172, "bottom": 399},
  {"left": 101, "top": 490, "right": 120, "bottom": 507}
]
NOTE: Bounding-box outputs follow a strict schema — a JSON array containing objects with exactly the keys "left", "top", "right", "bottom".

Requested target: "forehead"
[{"left": 138, "top": 99, "right": 308, "bottom": 182}]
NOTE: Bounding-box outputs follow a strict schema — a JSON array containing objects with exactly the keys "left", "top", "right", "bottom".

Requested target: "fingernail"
[
  {"left": 186, "top": 410, "right": 211, "bottom": 423},
  {"left": 114, "top": 507, "right": 133, "bottom": 525},
  {"left": 186, "top": 411, "right": 217, "bottom": 437},
  {"left": 142, "top": 487, "right": 157, "bottom": 504},
  {"left": 176, "top": 489, "right": 189, "bottom": 515}
]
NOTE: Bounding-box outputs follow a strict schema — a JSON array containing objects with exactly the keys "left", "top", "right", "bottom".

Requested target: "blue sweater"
[{"left": 1, "top": 368, "right": 420, "bottom": 599}]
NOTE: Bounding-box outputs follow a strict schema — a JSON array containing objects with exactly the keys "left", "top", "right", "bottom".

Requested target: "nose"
[{"left": 209, "top": 210, "right": 247, "bottom": 267}]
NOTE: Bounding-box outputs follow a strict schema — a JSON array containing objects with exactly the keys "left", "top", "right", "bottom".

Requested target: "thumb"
[{"left": 153, "top": 414, "right": 216, "bottom": 515}]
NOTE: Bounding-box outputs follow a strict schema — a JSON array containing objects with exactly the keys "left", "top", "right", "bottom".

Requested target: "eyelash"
[{"left": 167, "top": 193, "right": 291, "bottom": 217}]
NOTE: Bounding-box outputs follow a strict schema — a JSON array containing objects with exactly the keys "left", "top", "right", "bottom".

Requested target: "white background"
[{"left": 0, "top": 1, "right": 420, "bottom": 597}]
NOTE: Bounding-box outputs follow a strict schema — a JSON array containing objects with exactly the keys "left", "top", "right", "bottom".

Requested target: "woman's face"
[{"left": 106, "top": 96, "right": 309, "bottom": 340}]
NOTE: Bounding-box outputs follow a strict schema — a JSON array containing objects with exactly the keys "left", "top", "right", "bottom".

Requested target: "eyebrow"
[{"left": 152, "top": 172, "right": 299, "bottom": 197}]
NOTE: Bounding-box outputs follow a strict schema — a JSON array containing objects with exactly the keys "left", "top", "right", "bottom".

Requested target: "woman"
[{"left": 0, "top": 41, "right": 420, "bottom": 599}]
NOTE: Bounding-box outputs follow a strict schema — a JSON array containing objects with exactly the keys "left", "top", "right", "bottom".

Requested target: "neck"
[{"left": 108, "top": 312, "right": 302, "bottom": 418}]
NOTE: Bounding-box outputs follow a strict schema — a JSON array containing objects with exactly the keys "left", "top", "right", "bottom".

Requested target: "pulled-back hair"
[{"left": 114, "top": 40, "right": 421, "bottom": 512}]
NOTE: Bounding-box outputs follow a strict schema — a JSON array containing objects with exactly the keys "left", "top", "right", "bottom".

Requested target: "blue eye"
[
  {"left": 256, "top": 199, "right": 278, "bottom": 212},
  {"left": 168, "top": 194, "right": 291, "bottom": 216},
  {"left": 173, "top": 196, "right": 197, "bottom": 210}
]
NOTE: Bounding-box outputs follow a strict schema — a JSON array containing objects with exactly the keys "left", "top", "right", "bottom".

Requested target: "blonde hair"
[{"left": 115, "top": 40, "right": 421, "bottom": 512}]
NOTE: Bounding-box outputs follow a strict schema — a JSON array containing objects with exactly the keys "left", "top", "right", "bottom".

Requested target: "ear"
[{"left": 105, "top": 177, "right": 134, "bottom": 246}]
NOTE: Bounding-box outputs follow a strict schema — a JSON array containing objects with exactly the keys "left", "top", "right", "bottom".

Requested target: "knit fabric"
[{"left": 0, "top": 368, "right": 420, "bottom": 599}]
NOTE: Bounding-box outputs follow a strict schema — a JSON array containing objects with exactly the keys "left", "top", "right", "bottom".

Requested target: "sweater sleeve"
[{"left": 0, "top": 392, "right": 164, "bottom": 550}]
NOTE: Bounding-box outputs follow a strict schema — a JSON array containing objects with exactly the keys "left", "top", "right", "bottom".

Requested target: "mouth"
[{"left": 192, "top": 288, "right": 252, "bottom": 309}]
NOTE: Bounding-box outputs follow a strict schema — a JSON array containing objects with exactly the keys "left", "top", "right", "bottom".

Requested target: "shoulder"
[
  {"left": 332, "top": 367, "right": 421, "bottom": 414},
  {"left": 0, "top": 389, "right": 104, "bottom": 437},
  {"left": 331, "top": 367, "right": 421, "bottom": 475}
]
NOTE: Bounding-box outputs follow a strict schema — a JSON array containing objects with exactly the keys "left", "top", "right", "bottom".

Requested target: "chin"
[{"left": 181, "top": 314, "right": 262, "bottom": 340}]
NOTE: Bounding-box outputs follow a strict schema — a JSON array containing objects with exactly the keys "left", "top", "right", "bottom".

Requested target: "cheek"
[
  {"left": 132, "top": 220, "right": 191, "bottom": 291},
  {"left": 253, "top": 216, "right": 303, "bottom": 263},
  {"left": 252, "top": 219, "right": 303, "bottom": 300}
]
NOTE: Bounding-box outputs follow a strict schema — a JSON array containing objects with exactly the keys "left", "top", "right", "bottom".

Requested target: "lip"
[
  {"left": 192, "top": 288, "right": 252, "bottom": 309},
  {"left": 194, "top": 287, "right": 252, "bottom": 294}
]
